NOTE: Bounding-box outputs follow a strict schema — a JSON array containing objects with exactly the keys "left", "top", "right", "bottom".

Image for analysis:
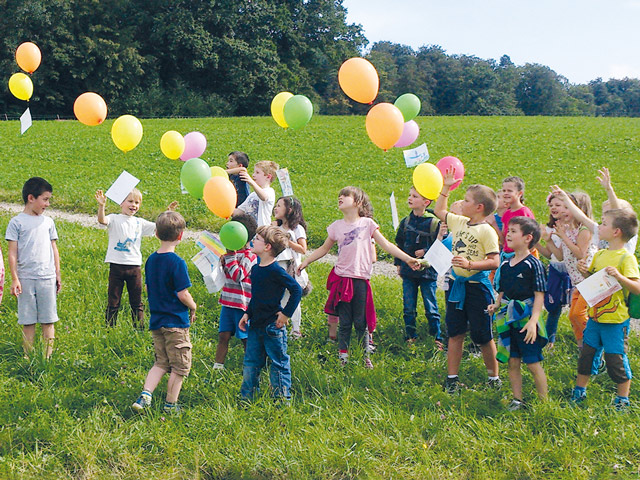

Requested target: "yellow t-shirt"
[
  {"left": 587, "top": 248, "right": 640, "bottom": 324},
  {"left": 446, "top": 213, "right": 500, "bottom": 278}
]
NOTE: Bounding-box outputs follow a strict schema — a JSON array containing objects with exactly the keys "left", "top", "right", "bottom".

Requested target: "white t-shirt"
[
  {"left": 237, "top": 188, "right": 275, "bottom": 227},
  {"left": 5, "top": 213, "right": 58, "bottom": 280},
  {"left": 104, "top": 214, "right": 156, "bottom": 265},
  {"left": 276, "top": 224, "right": 307, "bottom": 264}
]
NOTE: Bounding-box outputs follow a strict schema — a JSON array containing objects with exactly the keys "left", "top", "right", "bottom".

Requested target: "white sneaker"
[{"left": 212, "top": 363, "right": 225, "bottom": 370}]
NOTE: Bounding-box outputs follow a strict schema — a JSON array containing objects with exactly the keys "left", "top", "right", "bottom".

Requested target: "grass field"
[{"left": 1, "top": 116, "right": 640, "bottom": 479}]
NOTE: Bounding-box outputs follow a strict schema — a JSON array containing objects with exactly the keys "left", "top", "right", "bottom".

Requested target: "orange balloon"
[
  {"left": 74, "top": 92, "right": 108, "bottom": 126},
  {"left": 203, "top": 177, "right": 237, "bottom": 219},
  {"left": 338, "top": 58, "right": 379, "bottom": 104},
  {"left": 365, "top": 103, "right": 404, "bottom": 151},
  {"left": 16, "top": 42, "right": 42, "bottom": 74}
]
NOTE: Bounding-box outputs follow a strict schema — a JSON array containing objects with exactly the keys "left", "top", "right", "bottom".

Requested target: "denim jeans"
[
  {"left": 240, "top": 322, "right": 291, "bottom": 401},
  {"left": 545, "top": 304, "right": 562, "bottom": 344},
  {"left": 402, "top": 277, "right": 441, "bottom": 340}
]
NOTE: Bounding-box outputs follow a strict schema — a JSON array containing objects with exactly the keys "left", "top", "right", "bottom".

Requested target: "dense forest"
[{"left": 2, "top": 0, "right": 639, "bottom": 118}]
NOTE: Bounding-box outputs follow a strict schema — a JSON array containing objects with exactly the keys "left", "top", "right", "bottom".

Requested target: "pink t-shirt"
[
  {"left": 501, "top": 206, "right": 535, "bottom": 253},
  {"left": 327, "top": 217, "right": 379, "bottom": 280}
]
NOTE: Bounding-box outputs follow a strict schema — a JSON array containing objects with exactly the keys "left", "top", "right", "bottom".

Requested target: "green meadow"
[{"left": 1, "top": 116, "right": 640, "bottom": 479}]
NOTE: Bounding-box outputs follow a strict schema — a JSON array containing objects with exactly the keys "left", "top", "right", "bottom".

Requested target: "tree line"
[{"left": 1, "top": 0, "right": 638, "bottom": 118}]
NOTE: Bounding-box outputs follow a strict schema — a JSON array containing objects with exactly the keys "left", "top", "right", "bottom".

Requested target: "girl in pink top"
[
  {"left": 501, "top": 176, "right": 536, "bottom": 254},
  {"left": 299, "top": 186, "right": 420, "bottom": 368}
]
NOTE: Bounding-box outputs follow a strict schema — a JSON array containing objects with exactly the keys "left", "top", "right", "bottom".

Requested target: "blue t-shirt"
[
  {"left": 145, "top": 251, "right": 192, "bottom": 330},
  {"left": 496, "top": 254, "right": 546, "bottom": 301}
]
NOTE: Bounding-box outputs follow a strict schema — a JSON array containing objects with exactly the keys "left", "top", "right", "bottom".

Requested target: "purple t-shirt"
[{"left": 327, "top": 217, "right": 379, "bottom": 280}]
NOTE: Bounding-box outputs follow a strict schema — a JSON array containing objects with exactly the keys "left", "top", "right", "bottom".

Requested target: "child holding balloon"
[
  {"left": 298, "top": 186, "right": 421, "bottom": 367},
  {"left": 226, "top": 151, "right": 251, "bottom": 207},
  {"left": 234, "top": 160, "right": 279, "bottom": 227}
]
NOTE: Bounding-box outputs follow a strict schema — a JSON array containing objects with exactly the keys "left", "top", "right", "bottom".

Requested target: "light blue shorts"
[
  {"left": 219, "top": 305, "right": 248, "bottom": 340},
  {"left": 17, "top": 277, "right": 59, "bottom": 325}
]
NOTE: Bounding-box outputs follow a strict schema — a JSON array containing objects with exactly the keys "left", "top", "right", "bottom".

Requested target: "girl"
[
  {"left": 551, "top": 192, "right": 597, "bottom": 349},
  {"left": 273, "top": 196, "right": 308, "bottom": 339},
  {"left": 536, "top": 193, "right": 572, "bottom": 347},
  {"left": 501, "top": 176, "right": 535, "bottom": 254},
  {"left": 299, "top": 186, "right": 420, "bottom": 367},
  {"left": 487, "top": 190, "right": 508, "bottom": 248}
]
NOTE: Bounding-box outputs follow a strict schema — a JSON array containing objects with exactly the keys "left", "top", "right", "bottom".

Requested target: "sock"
[
  {"left": 141, "top": 390, "right": 152, "bottom": 399},
  {"left": 447, "top": 375, "right": 459, "bottom": 380},
  {"left": 164, "top": 401, "right": 177, "bottom": 409},
  {"left": 339, "top": 349, "right": 348, "bottom": 355},
  {"left": 488, "top": 376, "right": 499, "bottom": 381},
  {"left": 615, "top": 395, "right": 629, "bottom": 403},
  {"left": 573, "top": 386, "right": 586, "bottom": 394}
]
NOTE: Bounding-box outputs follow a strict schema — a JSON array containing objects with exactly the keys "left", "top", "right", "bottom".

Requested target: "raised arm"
[
  {"left": 433, "top": 166, "right": 457, "bottom": 222},
  {"left": 239, "top": 170, "right": 269, "bottom": 201},
  {"left": 95, "top": 190, "right": 107, "bottom": 225},
  {"left": 551, "top": 186, "right": 597, "bottom": 233},
  {"left": 597, "top": 167, "right": 621, "bottom": 210}
]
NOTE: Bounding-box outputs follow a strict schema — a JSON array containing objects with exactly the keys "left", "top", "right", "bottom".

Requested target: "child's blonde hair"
[
  {"left": 467, "top": 185, "right": 497, "bottom": 215},
  {"left": 256, "top": 225, "right": 289, "bottom": 257},
  {"left": 603, "top": 198, "right": 633, "bottom": 214},
  {"left": 125, "top": 188, "right": 142, "bottom": 203},
  {"left": 339, "top": 186, "right": 373, "bottom": 218},
  {"left": 571, "top": 191, "right": 593, "bottom": 222},
  {"left": 255, "top": 161, "right": 279, "bottom": 182}
]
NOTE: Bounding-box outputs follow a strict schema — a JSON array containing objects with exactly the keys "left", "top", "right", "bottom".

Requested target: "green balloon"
[
  {"left": 394, "top": 93, "right": 421, "bottom": 122},
  {"left": 180, "top": 158, "right": 211, "bottom": 199},
  {"left": 220, "top": 221, "right": 248, "bottom": 251},
  {"left": 283, "top": 94, "right": 313, "bottom": 130}
]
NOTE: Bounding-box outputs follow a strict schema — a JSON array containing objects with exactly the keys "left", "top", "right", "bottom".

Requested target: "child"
[
  {"left": 571, "top": 209, "right": 640, "bottom": 411},
  {"left": 433, "top": 168, "right": 501, "bottom": 393},
  {"left": 213, "top": 212, "right": 258, "bottom": 370},
  {"left": 395, "top": 186, "right": 443, "bottom": 345},
  {"left": 225, "top": 151, "right": 251, "bottom": 207},
  {"left": 238, "top": 225, "right": 302, "bottom": 402},
  {"left": 233, "top": 160, "right": 279, "bottom": 227},
  {"left": 487, "top": 190, "right": 508, "bottom": 248},
  {"left": 298, "top": 186, "right": 421, "bottom": 367},
  {"left": 132, "top": 211, "right": 196, "bottom": 414},
  {"left": 273, "top": 196, "right": 308, "bottom": 339},
  {"left": 6, "top": 177, "right": 60, "bottom": 359},
  {"left": 96, "top": 188, "right": 176, "bottom": 328},
  {"left": 488, "top": 217, "right": 548, "bottom": 410}
]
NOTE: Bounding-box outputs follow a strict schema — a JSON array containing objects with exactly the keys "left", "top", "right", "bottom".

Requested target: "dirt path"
[{"left": 0, "top": 202, "right": 399, "bottom": 279}]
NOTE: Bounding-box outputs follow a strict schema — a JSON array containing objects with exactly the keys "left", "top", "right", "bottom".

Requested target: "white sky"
[{"left": 343, "top": 0, "right": 640, "bottom": 84}]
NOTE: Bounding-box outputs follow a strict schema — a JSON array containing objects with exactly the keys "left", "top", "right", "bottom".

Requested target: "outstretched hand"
[
  {"left": 596, "top": 167, "right": 611, "bottom": 190},
  {"left": 95, "top": 190, "right": 106, "bottom": 206},
  {"left": 442, "top": 166, "right": 457, "bottom": 188}
]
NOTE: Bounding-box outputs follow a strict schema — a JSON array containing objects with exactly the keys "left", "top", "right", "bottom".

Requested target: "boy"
[
  {"left": 434, "top": 167, "right": 501, "bottom": 394},
  {"left": 395, "top": 186, "right": 443, "bottom": 345},
  {"left": 225, "top": 151, "right": 251, "bottom": 207},
  {"left": 233, "top": 160, "right": 279, "bottom": 227},
  {"left": 238, "top": 225, "right": 302, "bottom": 402},
  {"left": 6, "top": 177, "right": 60, "bottom": 359},
  {"left": 213, "top": 212, "right": 258, "bottom": 370},
  {"left": 132, "top": 211, "right": 197, "bottom": 414},
  {"left": 571, "top": 209, "right": 640, "bottom": 410},
  {"left": 488, "top": 217, "right": 548, "bottom": 410}
]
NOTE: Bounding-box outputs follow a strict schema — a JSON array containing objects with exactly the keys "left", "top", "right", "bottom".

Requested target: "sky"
[{"left": 342, "top": 0, "right": 640, "bottom": 84}]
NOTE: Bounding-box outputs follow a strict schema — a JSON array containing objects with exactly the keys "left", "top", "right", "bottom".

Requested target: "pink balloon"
[
  {"left": 394, "top": 120, "right": 420, "bottom": 148},
  {"left": 436, "top": 156, "right": 465, "bottom": 191},
  {"left": 180, "top": 131, "right": 207, "bottom": 161}
]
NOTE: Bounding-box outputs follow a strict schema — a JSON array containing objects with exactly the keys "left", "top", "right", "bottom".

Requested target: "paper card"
[
  {"left": 191, "top": 248, "right": 219, "bottom": 276},
  {"left": 276, "top": 168, "right": 294, "bottom": 197},
  {"left": 105, "top": 170, "right": 140, "bottom": 205},
  {"left": 196, "top": 231, "right": 227, "bottom": 257},
  {"left": 20, "top": 107, "right": 32, "bottom": 135},
  {"left": 180, "top": 181, "right": 188, "bottom": 195},
  {"left": 390, "top": 192, "right": 399, "bottom": 231},
  {"left": 575, "top": 269, "right": 622, "bottom": 308},
  {"left": 423, "top": 239, "right": 454, "bottom": 277},
  {"left": 203, "top": 265, "right": 226, "bottom": 293},
  {"left": 403, "top": 143, "right": 429, "bottom": 168}
]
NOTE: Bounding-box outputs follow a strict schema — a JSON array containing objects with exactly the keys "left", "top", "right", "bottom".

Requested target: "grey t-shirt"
[{"left": 5, "top": 213, "right": 58, "bottom": 280}]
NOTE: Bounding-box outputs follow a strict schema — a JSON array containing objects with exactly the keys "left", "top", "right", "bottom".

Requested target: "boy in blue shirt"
[
  {"left": 488, "top": 217, "right": 548, "bottom": 410},
  {"left": 132, "top": 211, "right": 197, "bottom": 414},
  {"left": 239, "top": 225, "right": 302, "bottom": 403}
]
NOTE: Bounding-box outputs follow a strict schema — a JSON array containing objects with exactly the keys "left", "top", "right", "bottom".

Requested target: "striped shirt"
[
  {"left": 219, "top": 248, "right": 257, "bottom": 310},
  {"left": 496, "top": 254, "right": 547, "bottom": 301}
]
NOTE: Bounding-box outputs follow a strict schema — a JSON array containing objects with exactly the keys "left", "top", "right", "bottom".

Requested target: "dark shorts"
[
  {"left": 508, "top": 326, "right": 544, "bottom": 364},
  {"left": 445, "top": 281, "right": 494, "bottom": 345}
]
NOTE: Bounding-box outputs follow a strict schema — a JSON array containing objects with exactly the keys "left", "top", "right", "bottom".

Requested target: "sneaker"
[
  {"left": 614, "top": 397, "right": 630, "bottom": 412},
  {"left": 163, "top": 403, "right": 182, "bottom": 415},
  {"left": 443, "top": 377, "right": 460, "bottom": 394},
  {"left": 487, "top": 377, "right": 503, "bottom": 390},
  {"left": 132, "top": 392, "right": 152, "bottom": 413},
  {"left": 290, "top": 330, "right": 303, "bottom": 340},
  {"left": 327, "top": 336, "right": 337, "bottom": 344},
  {"left": 339, "top": 352, "right": 349, "bottom": 366},
  {"left": 364, "top": 357, "right": 374, "bottom": 369},
  {"left": 507, "top": 399, "right": 525, "bottom": 411},
  {"left": 570, "top": 388, "right": 587, "bottom": 405}
]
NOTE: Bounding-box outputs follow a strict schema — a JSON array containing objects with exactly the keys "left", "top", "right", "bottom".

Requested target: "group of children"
[{"left": 4, "top": 152, "right": 639, "bottom": 413}]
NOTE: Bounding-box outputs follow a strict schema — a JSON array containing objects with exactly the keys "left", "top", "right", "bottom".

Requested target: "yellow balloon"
[
  {"left": 160, "top": 130, "right": 185, "bottom": 159},
  {"left": 271, "top": 92, "right": 293, "bottom": 128},
  {"left": 210, "top": 166, "right": 229, "bottom": 180},
  {"left": 111, "top": 115, "right": 143, "bottom": 153},
  {"left": 365, "top": 103, "right": 404, "bottom": 151},
  {"left": 8, "top": 73, "right": 33, "bottom": 101},
  {"left": 203, "top": 177, "right": 237, "bottom": 219},
  {"left": 412, "top": 163, "right": 444, "bottom": 200},
  {"left": 338, "top": 58, "right": 379, "bottom": 104}
]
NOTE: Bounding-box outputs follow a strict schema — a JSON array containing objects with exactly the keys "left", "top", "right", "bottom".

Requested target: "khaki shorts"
[{"left": 151, "top": 327, "right": 192, "bottom": 376}]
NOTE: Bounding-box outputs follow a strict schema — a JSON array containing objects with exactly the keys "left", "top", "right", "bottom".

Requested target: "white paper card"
[
  {"left": 403, "top": 143, "right": 429, "bottom": 168},
  {"left": 105, "top": 170, "right": 140, "bottom": 205},
  {"left": 276, "top": 168, "right": 294, "bottom": 197},
  {"left": 423, "top": 239, "right": 454, "bottom": 277},
  {"left": 576, "top": 269, "right": 622, "bottom": 308},
  {"left": 390, "top": 192, "right": 399, "bottom": 231},
  {"left": 191, "top": 248, "right": 219, "bottom": 276},
  {"left": 20, "top": 108, "right": 32, "bottom": 135},
  {"left": 180, "top": 181, "right": 188, "bottom": 195}
]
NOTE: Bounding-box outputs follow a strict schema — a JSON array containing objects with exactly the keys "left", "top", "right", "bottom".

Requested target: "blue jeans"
[
  {"left": 545, "top": 304, "right": 562, "bottom": 344},
  {"left": 402, "top": 277, "right": 441, "bottom": 340},
  {"left": 240, "top": 323, "right": 291, "bottom": 401}
]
